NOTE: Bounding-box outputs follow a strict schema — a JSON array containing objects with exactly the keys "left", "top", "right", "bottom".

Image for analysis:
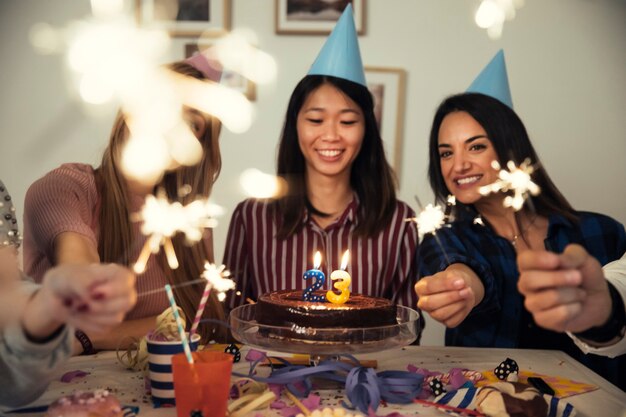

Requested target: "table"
[{"left": 4, "top": 346, "right": 625, "bottom": 417}]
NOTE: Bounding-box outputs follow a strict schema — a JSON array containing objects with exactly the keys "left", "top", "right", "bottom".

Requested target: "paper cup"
[
  {"left": 146, "top": 333, "right": 201, "bottom": 406},
  {"left": 172, "top": 351, "right": 234, "bottom": 417}
]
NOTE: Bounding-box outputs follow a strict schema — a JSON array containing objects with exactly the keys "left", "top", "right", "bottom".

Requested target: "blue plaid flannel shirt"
[{"left": 417, "top": 210, "right": 626, "bottom": 389}]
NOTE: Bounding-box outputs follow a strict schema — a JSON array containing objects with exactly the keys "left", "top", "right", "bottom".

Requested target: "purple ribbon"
[{"left": 234, "top": 351, "right": 424, "bottom": 414}]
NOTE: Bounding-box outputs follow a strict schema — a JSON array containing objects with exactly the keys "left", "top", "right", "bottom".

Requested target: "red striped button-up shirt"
[{"left": 223, "top": 197, "right": 419, "bottom": 310}]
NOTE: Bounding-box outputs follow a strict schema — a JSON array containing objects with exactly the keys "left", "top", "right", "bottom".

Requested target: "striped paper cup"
[{"left": 146, "top": 333, "right": 201, "bottom": 406}]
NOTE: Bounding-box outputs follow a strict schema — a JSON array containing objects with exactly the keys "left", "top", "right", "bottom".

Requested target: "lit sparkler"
[
  {"left": 407, "top": 197, "right": 451, "bottom": 265},
  {"left": 132, "top": 190, "right": 224, "bottom": 274},
  {"left": 479, "top": 159, "right": 540, "bottom": 211},
  {"left": 189, "top": 263, "right": 235, "bottom": 337}
]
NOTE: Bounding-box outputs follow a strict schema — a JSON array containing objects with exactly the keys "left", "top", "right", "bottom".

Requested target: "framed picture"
[
  {"left": 136, "top": 0, "right": 231, "bottom": 37},
  {"left": 364, "top": 67, "right": 407, "bottom": 175},
  {"left": 275, "top": 0, "right": 366, "bottom": 35},
  {"left": 185, "top": 44, "right": 257, "bottom": 101}
]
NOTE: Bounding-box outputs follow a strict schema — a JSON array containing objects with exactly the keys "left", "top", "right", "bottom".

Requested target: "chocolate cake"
[{"left": 255, "top": 290, "right": 398, "bottom": 342}]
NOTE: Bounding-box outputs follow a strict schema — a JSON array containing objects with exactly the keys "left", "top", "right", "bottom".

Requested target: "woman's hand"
[
  {"left": 22, "top": 263, "right": 137, "bottom": 339},
  {"left": 517, "top": 244, "right": 611, "bottom": 333},
  {"left": 414, "top": 263, "right": 484, "bottom": 328}
]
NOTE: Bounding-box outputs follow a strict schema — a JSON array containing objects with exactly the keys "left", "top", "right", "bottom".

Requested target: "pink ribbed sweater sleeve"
[{"left": 23, "top": 163, "right": 99, "bottom": 282}]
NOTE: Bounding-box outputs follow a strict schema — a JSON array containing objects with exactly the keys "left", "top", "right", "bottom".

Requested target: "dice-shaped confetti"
[
  {"left": 494, "top": 357, "right": 519, "bottom": 380},
  {"left": 189, "top": 410, "right": 203, "bottom": 417},
  {"left": 224, "top": 343, "right": 241, "bottom": 362},
  {"left": 429, "top": 377, "right": 446, "bottom": 396}
]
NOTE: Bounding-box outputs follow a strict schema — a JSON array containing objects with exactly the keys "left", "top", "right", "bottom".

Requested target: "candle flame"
[
  {"left": 313, "top": 251, "right": 322, "bottom": 269},
  {"left": 340, "top": 250, "right": 349, "bottom": 270}
]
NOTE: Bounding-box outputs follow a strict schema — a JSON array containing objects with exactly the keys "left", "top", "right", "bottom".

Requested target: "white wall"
[{"left": 1, "top": 0, "right": 625, "bottom": 346}]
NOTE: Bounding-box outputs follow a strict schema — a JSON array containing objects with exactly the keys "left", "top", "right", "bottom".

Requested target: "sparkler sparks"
[
  {"left": 132, "top": 190, "right": 224, "bottom": 273},
  {"left": 407, "top": 198, "right": 451, "bottom": 265},
  {"left": 201, "top": 263, "right": 235, "bottom": 302},
  {"left": 409, "top": 204, "right": 447, "bottom": 241},
  {"left": 479, "top": 159, "right": 540, "bottom": 211}
]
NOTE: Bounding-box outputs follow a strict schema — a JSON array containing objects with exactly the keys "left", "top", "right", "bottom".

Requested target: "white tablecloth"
[{"left": 5, "top": 346, "right": 626, "bottom": 417}]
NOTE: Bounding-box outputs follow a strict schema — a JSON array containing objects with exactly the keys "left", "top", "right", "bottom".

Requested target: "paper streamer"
[{"left": 233, "top": 351, "right": 423, "bottom": 414}]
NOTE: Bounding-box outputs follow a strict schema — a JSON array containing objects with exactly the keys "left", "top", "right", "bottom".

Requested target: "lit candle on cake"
[
  {"left": 303, "top": 251, "right": 325, "bottom": 302},
  {"left": 326, "top": 250, "right": 351, "bottom": 305}
]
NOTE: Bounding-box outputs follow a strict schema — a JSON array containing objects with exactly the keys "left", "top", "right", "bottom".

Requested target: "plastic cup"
[
  {"left": 172, "top": 351, "right": 234, "bottom": 417},
  {"left": 146, "top": 333, "right": 201, "bottom": 406}
]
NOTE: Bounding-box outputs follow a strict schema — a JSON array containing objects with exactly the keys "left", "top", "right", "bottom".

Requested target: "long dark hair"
[
  {"left": 274, "top": 75, "right": 398, "bottom": 239},
  {"left": 428, "top": 92, "right": 577, "bottom": 222},
  {"left": 94, "top": 61, "right": 226, "bottom": 343}
]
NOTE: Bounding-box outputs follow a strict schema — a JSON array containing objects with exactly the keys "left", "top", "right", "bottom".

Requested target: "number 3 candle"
[
  {"left": 326, "top": 250, "right": 351, "bottom": 305},
  {"left": 303, "top": 251, "right": 326, "bottom": 302}
]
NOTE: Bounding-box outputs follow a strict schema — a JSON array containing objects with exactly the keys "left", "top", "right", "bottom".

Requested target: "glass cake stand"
[{"left": 229, "top": 304, "right": 421, "bottom": 356}]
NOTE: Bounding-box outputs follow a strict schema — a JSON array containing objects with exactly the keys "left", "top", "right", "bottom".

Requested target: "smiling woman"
[
  {"left": 222, "top": 7, "right": 422, "bottom": 341},
  {"left": 415, "top": 92, "right": 626, "bottom": 390}
]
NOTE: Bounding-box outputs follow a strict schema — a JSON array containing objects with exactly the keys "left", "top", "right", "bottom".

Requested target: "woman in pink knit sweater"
[{"left": 22, "top": 61, "right": 226, "bottom": 353}]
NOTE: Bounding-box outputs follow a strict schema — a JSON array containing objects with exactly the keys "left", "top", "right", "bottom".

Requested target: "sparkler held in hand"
[
  {"left": 189, "top": 263, "right": 235, "bottom": 337},
  {"left": 407, "top": 196, "right": 451, "bottom": 266},
  {"left": 478, "top": 158, "right": 540, "bottom": 211},
  {"left": 132, "top": 189, "right": 223, "bottom": 274}
]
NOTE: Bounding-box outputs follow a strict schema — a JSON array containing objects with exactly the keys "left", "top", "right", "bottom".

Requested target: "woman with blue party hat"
[
  {"left": 223, "top": 5, "right": 422, "bottom": 338},
  {"left": 415, "top": 51, "right": 626, "bottom": 389}
]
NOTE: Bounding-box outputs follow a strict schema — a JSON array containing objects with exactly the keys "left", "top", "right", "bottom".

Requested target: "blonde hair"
[{"left": 95, "top": 61, "right": 226, "bottom": 343}]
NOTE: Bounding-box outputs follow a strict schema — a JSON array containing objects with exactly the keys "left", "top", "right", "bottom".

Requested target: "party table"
[{"left": 4, "top": 346, "right": 625, "bottom": 417}]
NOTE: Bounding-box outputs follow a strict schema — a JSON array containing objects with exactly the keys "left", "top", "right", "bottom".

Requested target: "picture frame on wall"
[
  {"left": 136, "top": 0, "right": 231, "bottom": 37},
  {"left": 364, "top": 66, "right": 407, "bottom": 175},
  {"left": 185, "top": 43, "right": 257, "bottom": 101},
  {"left": 275, "top": 0, "right": 366, "bottom": 35}
]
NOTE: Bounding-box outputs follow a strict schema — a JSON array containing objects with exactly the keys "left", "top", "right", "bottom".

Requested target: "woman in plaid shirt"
[{"left": 415, "top": 92, "right": 626, "bottom": 389}]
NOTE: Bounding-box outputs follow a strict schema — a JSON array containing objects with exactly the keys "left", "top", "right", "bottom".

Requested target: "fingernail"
[
  {"left": 453, "top": 279, "right": 465, "bottom": 288},
  {"left": 565, "top": 271, "right": 580, "bottom": 284},
  {"left": 77, "top": 304, "right": 89, "bottom": 313},
  {"left": 91, "top": 292, "right": 105, "bottom": 300},
  {"left": 459, "top": 288, "right": 471, "bottom": 297}
]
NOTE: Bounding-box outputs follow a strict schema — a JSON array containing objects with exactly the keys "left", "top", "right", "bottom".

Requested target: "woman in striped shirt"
[
  {"left": 22, "top": 60, "right": 226, "bottom": 351},
  {"left": 223, "top": 74, "right": 421, "bottom": 331}
]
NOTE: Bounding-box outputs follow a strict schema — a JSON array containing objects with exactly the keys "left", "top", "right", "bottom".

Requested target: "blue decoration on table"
[{"left": 233, "top": 351, "right": 424, "bottom": 414}]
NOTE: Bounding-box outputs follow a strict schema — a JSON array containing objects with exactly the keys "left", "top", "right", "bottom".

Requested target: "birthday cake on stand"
[{"left": 254, "top": 290, "right": 399, "bottom": 342}]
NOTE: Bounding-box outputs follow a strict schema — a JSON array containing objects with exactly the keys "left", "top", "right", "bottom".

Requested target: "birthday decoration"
[
  {"left": 467, "top": 49, "right": 512, "bottom": 107},
  {"left": 132, "top": 190, "right": 223, "bottom": 274},
  {"left": 303, "top": 251, "right": 326, "bottom": 302},
  {"left": 233, "top": 351, "right": 424, "bottom": 415},
  {"left": 326, "top": 250, "right": 351, "bottom": 305},
  {"left": 494, "top": 358, "right": 519, "bottom": 381},
  {"left": 307, "top": 4, "right": 366, "bottom": 86},
  {"left": 189, "top": 263, "right": 234, "bottom": 336},
  {"left": 478, "top": 159, "right": 540, "bottom": 211},
  {"left": 164, "top": 284, "right": 194, "bottom": 364}
]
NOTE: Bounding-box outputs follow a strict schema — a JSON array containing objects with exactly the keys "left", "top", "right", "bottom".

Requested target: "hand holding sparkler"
[{"left": 414, "top": 264, "right": 485, "bottom": 328}]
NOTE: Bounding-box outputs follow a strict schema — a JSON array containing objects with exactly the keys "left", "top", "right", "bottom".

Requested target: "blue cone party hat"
[
  {"left": 307, "top": 4, "right": 366, "bottom": 86},
  {"left": 467, "top": 49, "right": 513, "bottom": 108}
]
